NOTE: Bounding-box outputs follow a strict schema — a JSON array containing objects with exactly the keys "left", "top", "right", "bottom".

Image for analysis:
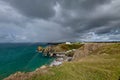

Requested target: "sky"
[{"left": 0, "top": 0, "right": 120, "bottom": 42}]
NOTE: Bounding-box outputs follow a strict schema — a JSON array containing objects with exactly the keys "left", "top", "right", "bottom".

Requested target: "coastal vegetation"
[
  {"left": 59, "top": 43, "right": 83, "bottom": 51},
  {"left": 44, "top": 43, "right": 83, "bottom": 52},
  {"left": 28, "top": 43, "right": 120, "bottom": 80},
  {"left": 4, "top": 43, "right": 120, "bottom": 80}
]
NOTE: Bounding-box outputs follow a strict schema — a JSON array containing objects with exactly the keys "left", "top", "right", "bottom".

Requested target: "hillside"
[
  {"left": 43, "top": 43, "right": 83, "bottom": 52},
  {"left": 72, "top": 43, "right": 115, "bottom": 60},
  {"left": 4, "top": 43, "right": 120, "bottom": 80}
]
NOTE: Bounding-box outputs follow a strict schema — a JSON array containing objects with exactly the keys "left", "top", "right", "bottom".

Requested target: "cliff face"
[
  {"left": 43, "top": 45, "right": 66, "bottom": 53},
  {"left": 72, "top": 43, "right": 116, "bottom": 60}
]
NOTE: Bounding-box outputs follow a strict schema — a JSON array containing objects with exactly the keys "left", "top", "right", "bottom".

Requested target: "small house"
[{"left": 65, "top": 42, "right": 71, "bottom": 44}]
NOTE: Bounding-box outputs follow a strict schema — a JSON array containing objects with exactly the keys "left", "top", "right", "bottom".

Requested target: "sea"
[{"left": 0, "top": 43, "right": 54, "bottom": 80}]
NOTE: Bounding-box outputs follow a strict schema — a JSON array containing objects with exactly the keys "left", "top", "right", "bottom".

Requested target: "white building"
[{"left": 65, "top": 42, "right": 71, "bottom": 44}]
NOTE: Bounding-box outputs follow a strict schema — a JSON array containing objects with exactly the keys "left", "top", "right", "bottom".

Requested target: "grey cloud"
[
  {"left": 0, "top": 0, "right": 29, "bottom": 28},
  {"left": 54, "top": 0, "right": 120, "bottom": 35},
  {"left": 5, "top": 0, "right": 57, "bottom": 19},
  {"left": 58, "top": 0, "right": 110, "bottom": 10},
  {"left": 109, "top": 34, "right": 120, "bottom": 40},
  {"left": 0, "top": 0, "right": 120, "bottom": 42}
]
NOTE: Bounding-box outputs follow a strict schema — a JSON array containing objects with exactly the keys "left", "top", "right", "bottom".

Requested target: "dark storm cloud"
[
  {"left": 0, "top": 0, "right": 120, "bottom": 42},
  {"left": 58, "top": 0, "right": 110, "bottom": 10},
  {"left": 5, "top": 0, "right": 57, "bottom": 19},
  {"left": 54, "top": 0, "right": 120, "bottom": 36}
]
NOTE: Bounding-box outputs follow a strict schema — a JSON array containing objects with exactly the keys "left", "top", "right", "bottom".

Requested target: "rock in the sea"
[{"left": 37, "top": 46, "right": 43, "bottom": 52}]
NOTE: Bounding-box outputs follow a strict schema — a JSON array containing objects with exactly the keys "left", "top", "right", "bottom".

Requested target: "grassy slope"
[
  {"left": 59, "top": 43, "right": 84, "bottom": 51},
  {"left": 29, "top": 43, "right": 120, "bottom": 80}
]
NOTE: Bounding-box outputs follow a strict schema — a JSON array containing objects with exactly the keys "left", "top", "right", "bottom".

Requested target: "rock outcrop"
[{"left": 37, "top": 46, "right": 43, "bottom": 52}]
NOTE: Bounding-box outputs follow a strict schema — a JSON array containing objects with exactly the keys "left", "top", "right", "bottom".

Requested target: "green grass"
[
  {"left": 60, "top": 43, "right": 83, "bottom": 51},
  {"left": 28, "top": 43, "right": 120, "bottom": 80}
]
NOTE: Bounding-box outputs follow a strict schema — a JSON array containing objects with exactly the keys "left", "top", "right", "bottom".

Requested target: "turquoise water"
[{"left": 0, "top": 43, "right": 54, "bottom": 80}]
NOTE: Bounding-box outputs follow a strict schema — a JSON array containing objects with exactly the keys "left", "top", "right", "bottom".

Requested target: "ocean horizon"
[{"left": 0, "top": 43, "right": 54, "bottom": 80}]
